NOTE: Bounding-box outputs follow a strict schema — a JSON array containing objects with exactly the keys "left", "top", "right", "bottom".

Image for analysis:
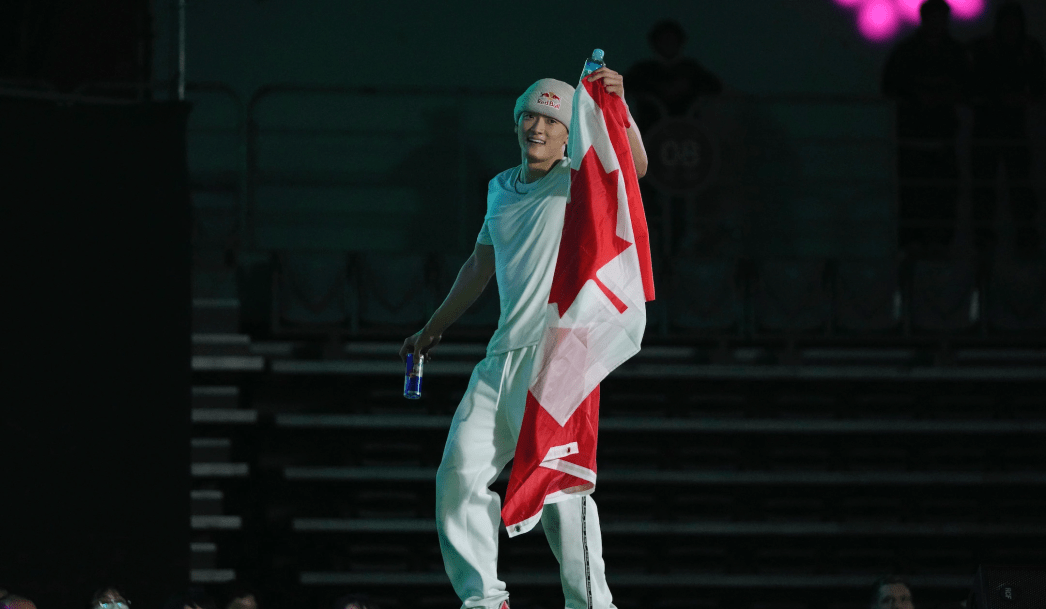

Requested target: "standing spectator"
[
  {"left": 626, "top": 19, "right": 722, "bottom": 130},
  {"left": 882, "top": 0, "right": 971, "bottom": 259},
  {"left": 626, "top": 19, "right": 724, "bottom": 257},
  {"left": 871, "top": 575, "right": 915, "bottom": 609},
  {"left": 969, "top": 1, "right": 1045, "bottom": 261}
]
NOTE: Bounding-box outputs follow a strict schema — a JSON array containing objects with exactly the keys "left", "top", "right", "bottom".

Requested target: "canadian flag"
[{"left": 501, "top": 74, "right": 656, "bottom": 536}]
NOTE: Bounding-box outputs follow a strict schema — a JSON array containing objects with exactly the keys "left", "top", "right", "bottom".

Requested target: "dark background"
[
  {"left": 2, "top": 97, "right": 191, "bottom": 607},
  {"left": 1, "top": 1, "right": 1044, "bottom": 608}
]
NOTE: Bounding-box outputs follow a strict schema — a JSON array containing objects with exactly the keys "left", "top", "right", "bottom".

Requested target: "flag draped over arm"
[{"left": 501, "top": 74, "right": 656, "bottom": 537}]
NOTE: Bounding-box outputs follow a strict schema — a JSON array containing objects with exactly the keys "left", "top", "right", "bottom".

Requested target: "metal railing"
[{"left": 2, "top": 79, "right": 1039, "bottom": 260}]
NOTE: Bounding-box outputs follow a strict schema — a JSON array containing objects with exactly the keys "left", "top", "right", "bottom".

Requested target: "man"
[
  {"left": 881, "top": 0, "right": 970, "bottom": 258},
  {"left": 399, "top": 67, "right": 648, "bottom": 609},
  {"left": 91, "top": 587, "right": 131, "bottom": 609},
  {"left": 626, "top": 19, "right": 723, "bottom": 131},
  {"left": 871, "top": 575, "right": 915, "bottom": 609}
]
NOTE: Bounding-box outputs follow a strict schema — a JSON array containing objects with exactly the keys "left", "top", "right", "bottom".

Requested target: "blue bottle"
[
  {"left": 404, "top": 353, "right": 423, "bottom": 399},
  {"left": 580, "top": 48, "right": 605, "bottom": 80}
]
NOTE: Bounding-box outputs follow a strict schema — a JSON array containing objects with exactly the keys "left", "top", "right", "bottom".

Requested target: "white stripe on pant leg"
[
  {"left": 582, "top": 496, "right": 593, "bottom": 609},
  {"left": 541, "top": 495, "right": 617, "bottom": 609}
]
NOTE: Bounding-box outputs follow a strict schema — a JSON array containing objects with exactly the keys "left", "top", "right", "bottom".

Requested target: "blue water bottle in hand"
[
  {"left": 404, "top": 353, "right": 424, "bottom": 399},
  {"left": 581, "top": 48, "right": 605, "bottom": 80}
]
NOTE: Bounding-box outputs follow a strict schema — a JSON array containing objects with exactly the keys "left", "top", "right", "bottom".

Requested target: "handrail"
[{"left": 244, "top": 84, "right": 522, "bottom": 250}]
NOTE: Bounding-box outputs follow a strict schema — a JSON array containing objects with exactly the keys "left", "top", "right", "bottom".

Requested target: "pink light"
[
  {"left": 946, "top": 0, "right": 985, "bottom": 20},
  {"left": 896, "top": 0, "right": 922, "bottom": 23},
  {"left": 858, "top": 0, "right": 900, "bottom": 41}
]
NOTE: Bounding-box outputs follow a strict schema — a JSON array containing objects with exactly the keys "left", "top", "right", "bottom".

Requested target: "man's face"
[
  {"left": 517, "top": 112, "right": 569, "bottom": 165},
  {"left": 653, "top": 31, "right": 684, "bottom": 60},
  {"left": 93, "top": 590, "right": 129, "bottom": 609},
  {"left": 921, "top": 10, "right": 949, "bottom": 39},
  {"left": 998, "top": 15, "right": 1022, "bottom": 45},
  {"left": 875, "top": 583, "right": 914, "bottom": 609}
]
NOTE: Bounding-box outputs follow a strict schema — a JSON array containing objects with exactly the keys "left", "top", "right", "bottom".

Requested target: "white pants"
[{"left": 436, "top": 344, "right": 617, "bottom": 609}]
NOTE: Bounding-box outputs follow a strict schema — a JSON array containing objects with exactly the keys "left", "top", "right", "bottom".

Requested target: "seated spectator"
[
  {"left": 333, "top": 594, "right": 379, "bottom": 609},
  {"left": 162, "top": 588, "right": 217, "bottom": 609},
  {"left": 872, "top": 575, "right": 915, "bottom": 609},
  {"left": 0, "top": 594, "right": 37, "bottom": 609},
  {"left": 90, "top": 586, "right": 130, "bottom": 609},
  {"left": 222, "top": 584, "right": 259, "bottom": 609}
]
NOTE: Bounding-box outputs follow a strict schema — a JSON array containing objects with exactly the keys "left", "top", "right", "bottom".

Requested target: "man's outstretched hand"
[{"left": 399, "top": 327, "right": 442, "bottom": 362}]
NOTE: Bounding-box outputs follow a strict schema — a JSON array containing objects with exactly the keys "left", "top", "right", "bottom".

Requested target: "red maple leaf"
[{"left": 548, "top": 147, "right": 633, "bottom": 317}]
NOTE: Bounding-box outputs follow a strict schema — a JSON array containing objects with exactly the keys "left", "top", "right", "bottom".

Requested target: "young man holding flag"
[{"left": 400, "top": 64, "right": 653, "bottom": 609}]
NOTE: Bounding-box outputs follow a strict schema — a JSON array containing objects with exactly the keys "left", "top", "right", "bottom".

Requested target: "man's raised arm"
[
  {"left": 585, "top": 67, "right": 648, "bottom": 178},
  {"left": 399, "top": 242, "right": 495, "bottom": 361}
]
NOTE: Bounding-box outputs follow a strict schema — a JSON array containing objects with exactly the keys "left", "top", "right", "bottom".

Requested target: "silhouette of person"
[
  {"left": 968, "top": 1, "right": 1045, "bottom": 261},
  {"left": 626, "top": 19, "right": 723, "bottom": 131},
  {"left": 881, "top": 0, "right": 971, "bottom": 258},
  {"left": 626, "top": 20, "right": 723, "bottom": 258}
]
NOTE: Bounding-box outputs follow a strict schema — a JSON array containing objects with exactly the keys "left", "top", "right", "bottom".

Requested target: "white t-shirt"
[{"left": 477, "top": 158, "right": 570, "bottom": 355}]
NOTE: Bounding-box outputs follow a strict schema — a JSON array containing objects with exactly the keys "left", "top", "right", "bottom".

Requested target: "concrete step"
[
  {"left": 190, "top": 569, "right": 236, "bottom": 584},
  {"left": 192, "top": 386, "right": 239, "bottom": 409},
  {"left": 192, "top": 409, "right": 258, "bottom": 424},
  {"left": 190, "top": 542, "right": 217, "bottom": 569},
  {"left": 290, "top": 517, "right": 1046, "bottom": 537},
  {"left": 191, "top": 438, "right": 249, "bottom": 477},
  {"left": 191, "top": 515, "right": 242, "bottom": 530},
  {"left": 191, "top": 489, "right": 224, "bottom": 515},
  {"left": 192, "top": 298, "right": 240, "bottom": 334},
  {"left": 298, "top": 572, "right": 972, "bottom": 588},
  {"left": 283, "top": 466, "right": 1046, "bottom": 486},
  {"left": 273, "top": 413, "right": 1046, "bottom": 434},
  {"left": 192, "top": 333, "right": 252, "bottom": 356}
]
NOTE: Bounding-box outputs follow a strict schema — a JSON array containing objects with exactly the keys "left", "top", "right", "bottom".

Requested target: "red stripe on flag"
[
  {"left": 579, "top": 78, "right": 656, "bottom": 302},
  {"left": 501, "top": 386, "right": 600, "bottom": 528}
]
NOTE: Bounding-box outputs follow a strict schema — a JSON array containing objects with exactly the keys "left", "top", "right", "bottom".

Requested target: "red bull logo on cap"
[{"left": 536, "top": 91, "right": 561, "bottom": 110}]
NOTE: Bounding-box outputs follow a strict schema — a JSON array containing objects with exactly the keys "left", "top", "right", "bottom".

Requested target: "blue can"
[{"left": 404, "top": 353, "right": 423, "bottom": 399}]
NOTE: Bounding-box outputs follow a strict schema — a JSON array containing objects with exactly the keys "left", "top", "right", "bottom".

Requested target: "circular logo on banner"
[
  {"left": 995, "top": 583, "right": 1020, "bottom": 603},
  {"left": 643, "top": 117, "right": 720, "bottom": 196}
]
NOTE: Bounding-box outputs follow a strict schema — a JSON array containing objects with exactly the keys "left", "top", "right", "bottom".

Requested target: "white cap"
[{"left": 513, "top": 78, "right": 575, "bottom": 127}]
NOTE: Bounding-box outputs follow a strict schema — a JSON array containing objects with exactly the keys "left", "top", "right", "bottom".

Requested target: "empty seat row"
[
  {"left": 235, "top": 252, "right": 1045, "bottom": 336},
  {"left": 662, "top": 256, "right": 1044, "bottom": 334}
]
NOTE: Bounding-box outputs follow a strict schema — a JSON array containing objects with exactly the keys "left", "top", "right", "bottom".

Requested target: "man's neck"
[{"left": 520, "top": 157, "right": 563, "bottom": 184}]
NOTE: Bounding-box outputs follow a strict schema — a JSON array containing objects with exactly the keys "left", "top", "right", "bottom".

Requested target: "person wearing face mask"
[
  {"left": 90, "top": 587, "right": 131, "bottom": 609},
  {"left": 399, "top": 68, "right": 648, "bottom": 609}
]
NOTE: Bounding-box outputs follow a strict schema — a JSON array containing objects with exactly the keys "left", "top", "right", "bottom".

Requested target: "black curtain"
[{"left": 2, "top": 96, "right": 191, "bottom": 608}]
